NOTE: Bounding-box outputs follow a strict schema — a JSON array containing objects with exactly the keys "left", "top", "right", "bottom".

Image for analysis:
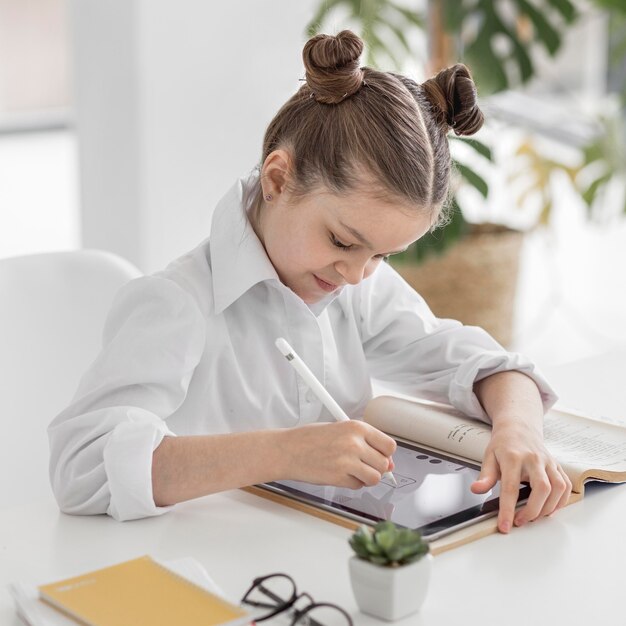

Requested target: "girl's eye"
[
  {"left": 331, "top": 234, "right": 353, "bottom": 251},
  {"left": 331, "top": 233, "right": 389, "bottom": 262}
]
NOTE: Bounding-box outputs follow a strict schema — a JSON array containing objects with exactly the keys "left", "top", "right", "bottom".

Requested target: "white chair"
[{"left": 0, "top": 250, "right": 141, "bottom": 506}]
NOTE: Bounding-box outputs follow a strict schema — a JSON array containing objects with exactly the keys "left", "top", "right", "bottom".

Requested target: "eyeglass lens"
[
  {"left": 292, "top": 602, "right": 353, "bottom": 626},
  {"left": 242, "top": 574, "right": 352, "bottom": 626},
  {"left": 242, "top": 573, "right": 296, "bottom": 617}
]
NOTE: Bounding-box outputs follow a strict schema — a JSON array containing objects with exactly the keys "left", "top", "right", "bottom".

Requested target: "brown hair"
[{"left": 252, "top": 30, "right": 484, "bottom": 227}]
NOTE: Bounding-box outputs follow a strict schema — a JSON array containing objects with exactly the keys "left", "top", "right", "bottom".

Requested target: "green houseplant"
[
  {"left": 307, "top": 1, "right": 626, "bottom": 346},
  {"left": 348, "top": 521, "right": 432, "bottom": 620}
]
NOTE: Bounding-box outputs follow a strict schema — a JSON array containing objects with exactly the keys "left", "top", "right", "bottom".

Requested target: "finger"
[
  {"left": 514, "top": 473, "right": 551, "bottom": 526},
  {"left": 359, "top": 446, "right": 394, "bottom": 479},
  {"left": 539, "top": 463, "right": 571, "bottom": 517},
  {"left": 553, "top": 467, "right": 573, "bottom": 512},
  {"left": 341, "top": 475, "right": 367, "bottom": 490},
  {"left": 350, "top": 461, "right": 386, "bottom": 488},
  {"left": 497, "top": 472, "right": 523, "bottom": 534},
  {"left": 536, "top": 465, "right": 569, "bottom": 518},
  {"left": 471, "top": 453, "right": 500, "bottom": 494},
  {"left": 363, "top": 426, "right": 397, "bottom": 458}
]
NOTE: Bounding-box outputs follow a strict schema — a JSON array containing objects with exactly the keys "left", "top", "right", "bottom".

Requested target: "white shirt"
[{"left": 48, "top": 172, "right": 557, "bottom": 521}]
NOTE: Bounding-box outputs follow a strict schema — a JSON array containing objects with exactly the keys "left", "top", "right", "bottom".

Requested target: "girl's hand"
[
  {"left": 279, "top": 420, "right": 396, "bottom": 489},
  {"left": 470, "top": 421, "right": 572, "bottom": 533}
]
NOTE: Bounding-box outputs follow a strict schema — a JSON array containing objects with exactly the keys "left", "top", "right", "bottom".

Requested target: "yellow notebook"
[{"left": 38, "top": 556, "right": 251, "bottom": 626}]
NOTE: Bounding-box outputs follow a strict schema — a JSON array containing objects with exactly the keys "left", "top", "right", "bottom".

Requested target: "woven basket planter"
[{"left": 393, "top": 225, "right": 524, "bottom": 347}]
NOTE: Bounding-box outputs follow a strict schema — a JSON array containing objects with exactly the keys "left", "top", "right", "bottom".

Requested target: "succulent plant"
[{"left": 349, "top": 521, "right": 429, "bottom": 567}]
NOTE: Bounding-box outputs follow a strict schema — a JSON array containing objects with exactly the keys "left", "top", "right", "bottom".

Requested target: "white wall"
[{"left": 71, "top": 0, "right": 317, "bottom": 272}]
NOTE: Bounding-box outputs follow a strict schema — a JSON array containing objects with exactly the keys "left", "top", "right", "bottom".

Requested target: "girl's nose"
[{"left": 336, "top": 258, "right": 375, "bottom": 285}]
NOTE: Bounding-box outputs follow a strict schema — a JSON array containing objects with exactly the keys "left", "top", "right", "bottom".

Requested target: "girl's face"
[{"left": 255, "top": 183, "right": 432, "bottom": 305}]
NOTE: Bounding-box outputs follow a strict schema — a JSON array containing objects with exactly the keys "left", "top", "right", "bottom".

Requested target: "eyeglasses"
[{"left": 240, "top": 573, "right": 353, "bottom": 626}]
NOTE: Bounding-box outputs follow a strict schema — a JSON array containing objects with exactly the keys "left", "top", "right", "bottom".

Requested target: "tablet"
[{"left": 259, "top": 440, "right": 531, "bottom": 541}]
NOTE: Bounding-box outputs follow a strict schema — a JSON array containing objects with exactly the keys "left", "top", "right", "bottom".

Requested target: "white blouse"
[{"left": 48, "top": 172, "right": 557, "bottom": 521}]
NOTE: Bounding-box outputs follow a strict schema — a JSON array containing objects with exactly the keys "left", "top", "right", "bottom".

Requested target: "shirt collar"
[
  {"left": 209, "top": 172, "right": 280, "bottom": 314},
  {"left": 209, "top": 170, "right": 349, "bottom": 318}
]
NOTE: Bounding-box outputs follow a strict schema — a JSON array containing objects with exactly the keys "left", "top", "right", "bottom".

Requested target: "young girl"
[{"left": 49, "top": 30, "right": 571, "bottom": 532}]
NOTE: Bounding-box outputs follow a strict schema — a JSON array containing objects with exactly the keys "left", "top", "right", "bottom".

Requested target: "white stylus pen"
[{"left": 275, "top": 337, "right": 397, "bottom": 486}]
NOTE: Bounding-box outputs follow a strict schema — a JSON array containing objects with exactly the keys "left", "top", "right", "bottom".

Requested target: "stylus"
[{"left": 275, "top": 337, "right": 398, "bottom": 486}]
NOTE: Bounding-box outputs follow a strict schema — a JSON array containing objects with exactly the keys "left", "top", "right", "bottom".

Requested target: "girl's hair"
[{"left": 252, "top": 30, "right": 484, "bottom": 227}]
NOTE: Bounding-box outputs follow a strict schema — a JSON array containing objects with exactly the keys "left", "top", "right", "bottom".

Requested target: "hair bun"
[
  {"left": 421, "top": 64, "right": 484, "bottom": 136},
  {"left": 302, "top": 30, "right": 364, "bottom": 104}
]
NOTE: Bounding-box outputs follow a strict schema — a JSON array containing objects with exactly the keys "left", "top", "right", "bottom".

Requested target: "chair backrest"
[{"left": 0, "top": 250, "right": 142, "bottom": 506}]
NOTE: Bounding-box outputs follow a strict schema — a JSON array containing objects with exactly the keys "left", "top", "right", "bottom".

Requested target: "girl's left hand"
[{"left": 470, "top": 421, "right": 572, "bottom": 533}]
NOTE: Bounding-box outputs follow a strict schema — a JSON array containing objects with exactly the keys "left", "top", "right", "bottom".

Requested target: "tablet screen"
[{"left": 261, "top": 440, "right": 530, "bottom": 540}]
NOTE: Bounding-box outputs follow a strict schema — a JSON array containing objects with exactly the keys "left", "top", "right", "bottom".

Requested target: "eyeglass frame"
[{"left": 240, "top": 572, "right": 354, "bottom": 626}]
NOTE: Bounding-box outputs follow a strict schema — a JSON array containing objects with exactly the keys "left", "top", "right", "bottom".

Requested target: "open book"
[
  {"left": 365, "top": 395, "right": 626, "bottom": 503},
  {"left": 246, "top": 395, "right": 626, "bottom": 555}
]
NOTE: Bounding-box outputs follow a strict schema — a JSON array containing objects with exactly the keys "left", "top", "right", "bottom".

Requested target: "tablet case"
[{"left": 242, "top": 485, "right": 546, "bottom": 556}]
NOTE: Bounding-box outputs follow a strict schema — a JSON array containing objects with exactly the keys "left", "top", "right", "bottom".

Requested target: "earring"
[{"left": 265, "top": 194, "right": 273, "bottom": 201}]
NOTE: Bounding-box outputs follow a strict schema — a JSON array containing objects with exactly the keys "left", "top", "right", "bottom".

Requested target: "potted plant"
[
  {"left": 307, "top": 1, "right": 626, "bottom": 347},
  {"left": 348, "top": 521, "right": 432, "bottom": 621}
]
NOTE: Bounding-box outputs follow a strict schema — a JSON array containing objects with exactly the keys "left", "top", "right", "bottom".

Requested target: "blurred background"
[{"left": 1, "top": 0, "right": 625, "bottom": 381}]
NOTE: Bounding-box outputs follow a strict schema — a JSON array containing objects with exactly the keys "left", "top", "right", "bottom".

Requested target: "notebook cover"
[{"left": 38, "top": 555, "right": 250, "bottom": 626}]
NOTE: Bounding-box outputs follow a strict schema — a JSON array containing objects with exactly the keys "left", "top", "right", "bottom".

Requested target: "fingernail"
[{"left": 500, "top": 521, "right": 511, "bottom": 533}]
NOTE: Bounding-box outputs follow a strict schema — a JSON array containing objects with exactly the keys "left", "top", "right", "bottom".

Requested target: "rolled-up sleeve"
[
  {"left": 48, "top": 276, "right": 206, "bottom": 521},
  {"left": 358, "top": 263, "right": 557, "bottom": 422}
]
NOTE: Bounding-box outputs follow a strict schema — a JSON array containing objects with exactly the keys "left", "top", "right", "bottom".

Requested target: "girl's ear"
[{"left": 261, "top": 149, "right": 294, "bottom": 199}]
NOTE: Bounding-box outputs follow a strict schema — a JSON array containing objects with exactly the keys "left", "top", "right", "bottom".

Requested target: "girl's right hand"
[{"left": 277, "top": 420, "right": 396, "bottom": 489}]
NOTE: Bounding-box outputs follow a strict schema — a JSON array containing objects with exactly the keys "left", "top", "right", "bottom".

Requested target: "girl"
[{"left": 49, "top": 31, "right": 571, "bottom": 532}]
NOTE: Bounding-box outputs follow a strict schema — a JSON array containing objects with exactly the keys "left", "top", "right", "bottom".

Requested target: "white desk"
[{"left": 2, "top": 353, "right": 624, "bottom": 626}]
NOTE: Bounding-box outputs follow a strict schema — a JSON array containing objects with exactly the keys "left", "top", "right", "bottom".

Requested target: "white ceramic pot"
[{"left": 349, "top": 554, "right": 433, "bottom": 621}]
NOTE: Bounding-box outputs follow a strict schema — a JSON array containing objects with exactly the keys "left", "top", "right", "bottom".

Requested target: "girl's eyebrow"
[
  {"left": 337, "top": 220, "right": 407, "bottom": 256},
  {"left": 338, "top": 220, "right": 372, "bottom": 248}
]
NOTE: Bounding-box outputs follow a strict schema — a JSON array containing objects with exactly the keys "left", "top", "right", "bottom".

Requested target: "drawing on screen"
[{"left": 380, "top": 473, "right": 416, "bottom": 488}]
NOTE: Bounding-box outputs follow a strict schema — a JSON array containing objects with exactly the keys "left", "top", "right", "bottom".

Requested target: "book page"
[
  {"left": 364, "top": 396, "right": 491, "bottom": 463},
  {"left": 544, "top": 409, "right": 626, "bottom": 474}
]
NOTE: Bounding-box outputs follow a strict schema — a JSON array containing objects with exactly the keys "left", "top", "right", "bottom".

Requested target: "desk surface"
[{"left": 2, "top": 352, "right": 624, "bottom": 626}]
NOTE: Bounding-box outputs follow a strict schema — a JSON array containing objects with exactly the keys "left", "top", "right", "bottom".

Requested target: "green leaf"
[
  {"left": 374, "top": 528, "right": 397, "bottom": 553},
  {"left": 451, "top": 137, "right": 493, "bottom": 161},
  {"left": 392, "top": 542, "right": 428, "bottom": 564},
  {"left": 383, "top": 16, "right": 414, "bottom": 56},
  {"left": 466, "top": 29, "right": 509, "bottom": 93},
  {"left": 508, "top": 28, "right": 535, "bottom": 82},
  {"left": 394, "top": 197, "right": 467, "bottom": 265},
  {"left": 388, "top": 4, "right": 425, "bottom": 29},
  {"left": 583, "top": 140, "right": 605, "bottom": 165},
  {"left": 349, "top": 539, "right": 371, "bottom": 559},
  {"left": 369, "top": 555, "right": 390, "bottom": 565},
  {"left": 487, "top": 3, "right": 534, "bottom": 83},
  {"left": 435, "top": 197, "right": 468, "bottom": 254},
  {"left": 515, "top": 0, "right": 562, "bottom": 56},
  {"left": 547, "top": 0, "right": 578, "bottom": 23},
  {"left": 305, "top": 0, "right": 426, "bottom": 71},
  {"left": 582, "top": 172, "right": 612, "bottom": 207},
  {"left": 373, "top": 521, "right": 396, "bottom": 533},
  {"left": 454, "top": 162, "right": 489, "bottom": 197},
  {"left": 305, "top": 0, "right": 346, "bottom": 36},
  {"left": 369, "top": 29, "right": 402, "bottom": 69},
  {"left": 442, "top": 0, "right": 468, "bottom": 32},
  {"left": 592, "top": 0, "right": 626, "bottom": 13}
]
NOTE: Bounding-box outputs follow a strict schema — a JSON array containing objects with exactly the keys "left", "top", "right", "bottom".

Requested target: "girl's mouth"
[{"left": 314, "top": 275, "right": 338, "bottom": 292}]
